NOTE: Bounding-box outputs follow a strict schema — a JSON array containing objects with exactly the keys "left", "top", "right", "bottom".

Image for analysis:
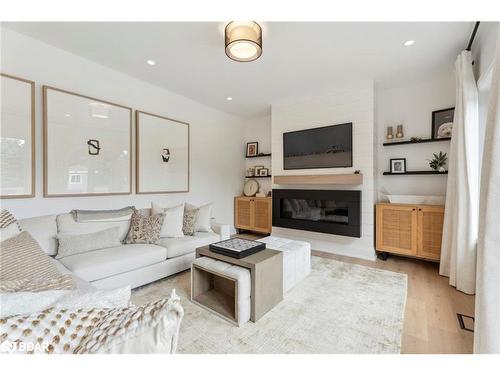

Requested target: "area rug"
[{"left": 131, "top": 256, "right": 408, "bottom": 354}]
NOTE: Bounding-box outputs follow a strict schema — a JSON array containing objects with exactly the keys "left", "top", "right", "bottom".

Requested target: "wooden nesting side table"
[{"left": 195, "top": 246, "right": 283, "bottom": 322}]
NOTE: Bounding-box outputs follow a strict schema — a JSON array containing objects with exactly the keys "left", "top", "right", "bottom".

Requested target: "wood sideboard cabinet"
[
  {"left": 375, "top": 203, "right": 445, "bottom": 261},
  {"left": 234, "top": 196, "right": 272, "bottom": 234}
]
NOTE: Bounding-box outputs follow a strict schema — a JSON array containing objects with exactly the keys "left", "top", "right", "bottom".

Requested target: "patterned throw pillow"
[
  {"left": 124, "top": 211, "right": 165, "bottom": 244},
  {"left": 0, "top": 229, "right": 74, "bottom": 292},
  {"left": 0, "top": 275, "right": 75, "bottom": 292},
  {"left": 0, "top": 209, "right": 21, "bottom": 241},
  {"left": 0, "top": 231, "right": 62, "bottom": 281},
  {"left": 183, "top": 207, "right": 199, "bottom": 236}
]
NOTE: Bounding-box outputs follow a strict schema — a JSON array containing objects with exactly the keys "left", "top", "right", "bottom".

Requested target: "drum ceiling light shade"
[{"left": 225, "top": 21, "right": 262, "bottom": 62}]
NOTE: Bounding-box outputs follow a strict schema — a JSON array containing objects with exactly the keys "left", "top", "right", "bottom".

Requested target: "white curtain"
[
  {"left": 474, "top": 28, "right": 500, "bottom": 354},
  {"left": 439, "top": 50, "right": 479, "bottom": 295}
]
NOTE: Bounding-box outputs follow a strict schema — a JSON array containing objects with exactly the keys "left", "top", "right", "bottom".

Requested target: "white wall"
[
  {"left": 271, "top": 81, "right": 376, "bottom": 260},
  {"left": 376, "top": 70, "right": 455, "bottom": 199},
  {"left": 0, "top": 27, "right": 246, "bottom": 225},
  {"left": 243, "top": 114, "right": 272, "bottom": 195}
]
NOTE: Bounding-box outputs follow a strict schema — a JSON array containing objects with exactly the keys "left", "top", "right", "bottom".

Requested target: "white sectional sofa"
[{"left": 18, "top": 210, "right": 230, "bottom": 290}]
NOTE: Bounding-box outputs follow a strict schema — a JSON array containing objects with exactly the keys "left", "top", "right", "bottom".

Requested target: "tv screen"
[{"left": 283, "top": 123, "right": 352, "bottom": 170}]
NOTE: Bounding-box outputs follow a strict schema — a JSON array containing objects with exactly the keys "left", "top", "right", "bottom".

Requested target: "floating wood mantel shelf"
[{"left": 273, "top": 174, "right": 363, "bottom": 185}]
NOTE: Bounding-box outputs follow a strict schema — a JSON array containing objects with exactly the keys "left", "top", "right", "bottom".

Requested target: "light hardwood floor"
[{"left": 236, "top": 233, "right": 475, "bottom": 354}]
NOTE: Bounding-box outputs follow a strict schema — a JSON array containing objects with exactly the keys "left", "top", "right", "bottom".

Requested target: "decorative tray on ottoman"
[{"left": 209, "top": 238, "right": 266, "bottom": 259}]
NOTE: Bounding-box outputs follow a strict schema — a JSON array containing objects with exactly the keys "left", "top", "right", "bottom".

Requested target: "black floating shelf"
[
  {"left": 245, "top": 175, "right": 272, "bottom": 178},
  {"left": 246, "top": 153, "right": 272, "bottom": 158},
  {"left": 383, "top": 137, "right": 451, "bottom": 146},
  {"left": 383, "top": 171, "right": 448, "bottom": 176}
]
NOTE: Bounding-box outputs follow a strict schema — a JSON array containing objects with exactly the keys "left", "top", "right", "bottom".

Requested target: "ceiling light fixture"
[
  {"left": 147, "top": 60, "right": 156, "bottom": 65},
  {"left": 226, "top": 97, "right": 233, "bottom": 101},
  {"left": 225, "top": 21, "right": 262, "bottom": 62},
  {"left": 404, "top": 40, "right": 415, "bottom": 46}
]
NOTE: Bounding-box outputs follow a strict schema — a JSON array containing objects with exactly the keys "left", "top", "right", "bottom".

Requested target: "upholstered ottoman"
[
  {"left": 191, "top": 256, "right": 251, "bottom": 326},
  {"left": 259, "top": 236, "right": 311, "bottom": 293}
]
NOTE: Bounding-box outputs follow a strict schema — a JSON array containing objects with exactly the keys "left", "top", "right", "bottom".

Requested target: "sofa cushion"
[
  {"left": 124, "top": 211, "right": 165, "bottom": 244},
  {"left": 1, "top": 231, "right": 63, "bottom": 281},
  {"left": 158, "top": 232, "right": 220, "bottom": 259},
  {"left": 151, "top": 203, "right": 184, "bottom": 238},
  {"left": 57, "top": 213, "right": 131, "bottom": 243},
  {"left": 18, "top": 214, "right": 58, "bottom": 255},
  {"left": 56, "top": 227, "right": 122, "bottom": 259},
  {"left": 185, "top": 203, "right": 213, "bottom": 232},
  {"left": 58, "top": 244, "right": 168, "bottom": 282}
]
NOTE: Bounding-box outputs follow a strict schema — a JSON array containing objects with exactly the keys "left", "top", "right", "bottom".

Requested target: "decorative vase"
[
  {"left": 396, "top": 125, "right": 404, "bottom": 138},
  {"left": 386, "top": 126, "right": 394, "bottom": 140}
]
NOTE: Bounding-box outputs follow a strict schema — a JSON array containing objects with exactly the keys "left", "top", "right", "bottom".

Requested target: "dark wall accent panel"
[{"left": 272, "top": 189, "right": 361, "bottom": 238}]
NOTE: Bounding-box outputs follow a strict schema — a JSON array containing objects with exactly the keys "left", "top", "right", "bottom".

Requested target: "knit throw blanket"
[{"left": 0, "top": 291, "right": 183, "bottom": 354}]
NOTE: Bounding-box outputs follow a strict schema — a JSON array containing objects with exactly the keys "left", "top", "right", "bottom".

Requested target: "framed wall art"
[
  {"left": 432, "top": 107, "right": 454, "bottom": 139},
  {"left": 135, "top": 110, "right": 190, "bottom": 194},
  {"left": 43, "top": 86, "right": 132, "bottom": 197},
  {"left": 390, "top": 158, "right": 406, "bottom": 174},
  {"left": 1, "top": 73, "right": 35, "bottom": 199}
]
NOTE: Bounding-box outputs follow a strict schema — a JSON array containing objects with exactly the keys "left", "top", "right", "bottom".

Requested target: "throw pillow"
[
  {"left": 0, "top": 209, "right": 21, "bottom": 241},
  {"left": 151, "top": 202, "right": 185, "bottom": 238},
  {"left": 56, "top": 227, "right": 121, "bottom": 259},
  {"left": 183, "top": 206, "right": 199, "bottom": 236},
  {"left": 124, "top": 211, "right": 165, "bottom": 244},
  {"left": 185, "top": 202, "right": 213, "bottom": 232},
  {"left": 0, "top": 275, "right": 75, "bottom": 293},
  {"left": 71, "top": 206, "right": 135, "bottom": 222},
  {"left": 0, "top": 231, "right": 62, "bottom": 281}
]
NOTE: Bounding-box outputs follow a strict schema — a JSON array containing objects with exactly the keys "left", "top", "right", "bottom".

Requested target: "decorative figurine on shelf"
[
  {"left": 396, "top": 124, "right": 404, "bottom": 138},
  {"left": 428, "top": 151, "right": 447, "bottom": 172},
  {"left": 386, "top": 126, "right": 394, "bottom": 140}
]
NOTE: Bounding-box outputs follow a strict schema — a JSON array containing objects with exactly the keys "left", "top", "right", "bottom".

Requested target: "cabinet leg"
[{"left": 377, "top": 251, "right": 389, "bottom": 261}]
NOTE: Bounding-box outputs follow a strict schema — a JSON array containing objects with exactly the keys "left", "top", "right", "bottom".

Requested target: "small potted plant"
[{"left": 428, "top": 151, "right": 447, "bottom": 172}]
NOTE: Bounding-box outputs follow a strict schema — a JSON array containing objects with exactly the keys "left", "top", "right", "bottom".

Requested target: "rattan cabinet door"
[
  {"left": 235, "top": 197, "right": 252, "bottom": 230},
  {"left": 376, "top": 204, "right": 417, "bottom": 256},
  {"left": 252, "top": 198, "right": 272, "bottom": 234},
  {"left": 417, "top": 206, "right": 444, "bottom": 261}
]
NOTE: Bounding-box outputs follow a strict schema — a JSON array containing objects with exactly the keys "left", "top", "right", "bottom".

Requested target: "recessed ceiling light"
[
  {"left": 404, "top": 40, "right": 415, "bottom": 47},
  {"left": 147, "top": 60, "right": 156, "bottom": 66},
  {"left": 226, "top": 97, "right": 233, "bottom": 101}
]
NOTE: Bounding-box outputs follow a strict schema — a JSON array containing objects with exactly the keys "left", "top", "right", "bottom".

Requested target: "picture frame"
[
  {"left": 254, "top": 165, "right": 264, "bottom": 175},
  {"left": 259, "top": 168, "right": 269, "bottom": 176},
  {"left": 1, "top": 73, "right": 35, "bottom": 199},
  {"left": 43, "top": 86, "right": 132, "bottom": 197},
  {"left": 390, "top": 158, "right": 406, "bottom": 174},
  {"left": 136, "top": 110, "right": 190, "bottom": 194},
  {"left": 246, "top": 141, "right": 258, "bottom": 157},
  {"left": 432, "top": 107, "right": 454, "bottom": 139}
]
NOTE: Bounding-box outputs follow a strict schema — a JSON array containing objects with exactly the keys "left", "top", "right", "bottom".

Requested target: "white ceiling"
[{"left": 4, "top": 22, "right": 473, "bottom": 118}]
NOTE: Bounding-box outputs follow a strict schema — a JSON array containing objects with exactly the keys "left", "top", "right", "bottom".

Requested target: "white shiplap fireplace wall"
[{"left": 271, "top": 81, "right": 376, "bottom": 260}]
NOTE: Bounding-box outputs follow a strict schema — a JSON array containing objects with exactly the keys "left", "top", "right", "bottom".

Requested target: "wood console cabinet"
[
  {"left": 375, "top": 203, "right": 445, "bottom": 261},
  {"left": 234, "top": 196, "right": 272, "bottom": 234}
]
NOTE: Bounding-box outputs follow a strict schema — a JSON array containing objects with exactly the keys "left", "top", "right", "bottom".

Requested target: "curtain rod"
[{"left": 466, "top": 22, "right": 480, "bottom": 51}]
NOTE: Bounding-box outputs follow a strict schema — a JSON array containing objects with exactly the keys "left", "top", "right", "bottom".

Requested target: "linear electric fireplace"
[{"left": 272, "top": 189, "right": 361, "bottom": 238}]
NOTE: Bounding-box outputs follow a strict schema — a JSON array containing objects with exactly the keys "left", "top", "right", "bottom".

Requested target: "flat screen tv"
[{"left": 283, "top": 122, "right": 353, "bottom": 170}]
